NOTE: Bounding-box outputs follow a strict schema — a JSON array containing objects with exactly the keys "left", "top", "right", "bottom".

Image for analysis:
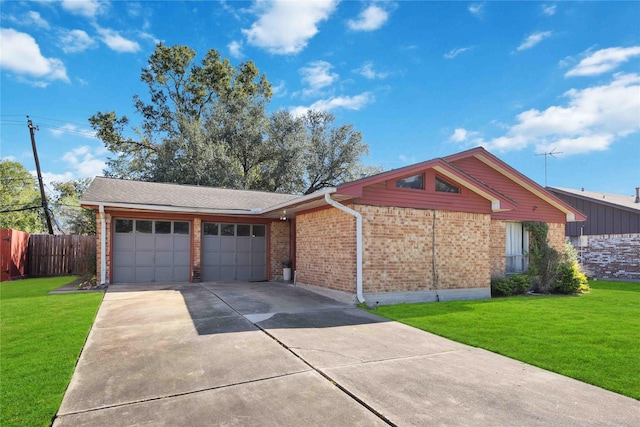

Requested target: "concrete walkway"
[{"left": 54, "top": 282, "right": 640, "bottom": 426}]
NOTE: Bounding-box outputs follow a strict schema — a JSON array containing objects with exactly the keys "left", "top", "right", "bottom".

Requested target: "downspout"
[
  {"left": 324, "top": 193, "right": 365, "bottom": 304},
  {"left": 99, "top": 204, "right": 107, "bottom": 285}
]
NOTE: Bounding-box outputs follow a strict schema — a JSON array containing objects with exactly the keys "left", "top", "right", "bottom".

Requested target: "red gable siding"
[
  {"left": 450, "top": 156, "right": 567, "bottom": 223},
  {"left": 352, "top": 170, "right": 493, "bottom": 214}
]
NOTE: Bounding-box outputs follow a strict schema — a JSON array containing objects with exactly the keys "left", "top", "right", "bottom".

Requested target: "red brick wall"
[
  {"left": 96, "top": 211, "right": 112, "bottom": 283},
  {"left": 296, "top": 207, "right": 356, "bottom": 293},
  {"left": 576, "top": 233, "right": 640, "bottom": 280},
  {"left": 270, "top": 221, "right": 291, "bottom": 279},
  {"left": 489, "top": 219, "right": 506, "bottom": 277}
]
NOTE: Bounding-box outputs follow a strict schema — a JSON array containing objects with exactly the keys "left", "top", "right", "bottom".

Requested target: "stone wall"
[
  {"left": 295, "top": 207, "right": 357, "bottom": 293},
  {"left": 577, "top": 233, "right": 640, "bottom": 281}
]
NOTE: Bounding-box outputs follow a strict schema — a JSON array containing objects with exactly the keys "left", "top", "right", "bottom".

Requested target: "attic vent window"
[
  {"left": 396, "top": 174, "right": 424, "bottom": 190},
  {"left": 436, "top": 176, "right": 460, "bottom": 193}
]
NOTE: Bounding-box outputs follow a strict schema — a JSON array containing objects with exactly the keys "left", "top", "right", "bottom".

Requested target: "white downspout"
[
  {"left": 324, "top": 193, "right": 365, "bottom": 304},
  {"left": 99, "top": 204, "right": 107, "bottom": 285}
]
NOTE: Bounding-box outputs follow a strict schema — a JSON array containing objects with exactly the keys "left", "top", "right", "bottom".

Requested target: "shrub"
[
  {"left": 552, "top": 262, "right": 589, "bottom": 294},
  {"left": 491, "top": 274, "right": 531, "bottom": 297}
]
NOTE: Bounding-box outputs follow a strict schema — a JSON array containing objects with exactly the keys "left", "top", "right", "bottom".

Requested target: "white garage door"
[
  {"left": 112, "top": 219, "right": 191, "bottom": 283},
  {"left": 201, "top": 223, "right": 267, "bottom": 281}
]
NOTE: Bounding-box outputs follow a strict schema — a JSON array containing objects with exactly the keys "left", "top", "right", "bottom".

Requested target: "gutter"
[
  {"left": 99, "top": 204, "right": 107, "bottom": 285},
  {"left": 324, "top": 193, "right": 365, "bottom": 304}
]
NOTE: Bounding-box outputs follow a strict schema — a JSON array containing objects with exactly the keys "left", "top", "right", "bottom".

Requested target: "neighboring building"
[
  {"left": 547, "top": 187, "right": 640, "bottom": 281},
  {"left": 80, "top": 147, "right": 585, "bottom": 305}
]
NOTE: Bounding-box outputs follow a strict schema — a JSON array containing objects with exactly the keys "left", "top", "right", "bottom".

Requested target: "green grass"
[
  {"left": 1, "top": 277, "right": 104, "bottom": 426},
  {"left": 370, "top": 280, "right": 640, "bottom": 400}
]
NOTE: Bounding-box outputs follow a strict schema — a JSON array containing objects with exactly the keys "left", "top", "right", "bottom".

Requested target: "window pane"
[
  {"left": 252, "top": 225, "right": 265, "bottom": 237},
  {"left": 155, "top": 221, "right": 171, "bottom": 234},
  {"left": 436, "top": 177, "right": 460, "bottom": 193},
  {"left": 221, "top": 224, "right": 235, "bottom": 236},
  {"left": 396, "top": 174, "right": 424, "bottom": 190},
  {"left": 115, "top": 219, "right": 133, "bottom": 233},
  {"left": 237, "top": 224, "right": 251, "bottom": 236},
  {"left": 174, "top": 222, "right": 190, "bottom": 235},
  {"left": 203, "top": 223, "right": 218, "bottom": 236},
  {"left": 136, "top": 220, "right": 152, "bottom": 234}
]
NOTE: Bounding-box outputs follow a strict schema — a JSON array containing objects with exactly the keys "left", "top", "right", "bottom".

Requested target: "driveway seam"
[
  {"left": 198, "top": 283, "right": 397, "bottom": 427},
  {"left": 55, "top": 370, "right": 311, "bottom": 418}
]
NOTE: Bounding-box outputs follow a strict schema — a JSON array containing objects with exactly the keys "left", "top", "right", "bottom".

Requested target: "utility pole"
[
  {"left": 28, "top": 116, "right": 54, "bottom": 234},
  {"left": 536, "top": 148, "right": 563, "bottom": 187}
]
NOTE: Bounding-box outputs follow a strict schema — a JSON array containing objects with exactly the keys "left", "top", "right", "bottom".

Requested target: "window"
[
  {"left": 506, "top": 222, "right": 529, "bottom": 274},
  {"left": 396, "top": 174, "right": 424, "bottom": 190},
  {"left": 237, "top": 224, "right": 251, "bottom": 236},
  {"left": 155, "top": 221, "right": 172, "bottom": 234},
  {"left": 252, "top": 225, "right": 265, "bottom": 237},
  {"left": 136, "top": 220, "right": 152, "bottom": 234},
  {"left": 115, "top": 219, "right": 133, "bottom": 233},
  {"left": 174, "top": 222, "right": 190, "bottom": 235},
  {"left": 436, "top": 177, "right": 460, "bottom": 193},
  {"left": 221, "top": 224, "right": 235, "bottom": 236},
  {"left": 203, "top": 223, "right": 218, "bottom": 236}
]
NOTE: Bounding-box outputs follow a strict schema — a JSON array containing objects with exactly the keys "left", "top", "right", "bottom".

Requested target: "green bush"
[
  {"left": 491, "top": 274, "right": 531, "bottom": 297},
  {"left": 553, "top": 261, "right": 590, "bottom": 294}
]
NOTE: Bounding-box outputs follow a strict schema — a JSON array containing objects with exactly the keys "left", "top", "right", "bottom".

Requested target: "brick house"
[
  {"left": 80, "top": 147, "right": 585, "bottom": 304},
  {"left": 547, "top": 186, "right": 640, "bottom": 281}
]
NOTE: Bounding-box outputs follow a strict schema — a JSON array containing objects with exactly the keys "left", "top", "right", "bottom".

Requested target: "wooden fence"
[{"left": 28, "top": 234, "right": 96, "bottom": 277}]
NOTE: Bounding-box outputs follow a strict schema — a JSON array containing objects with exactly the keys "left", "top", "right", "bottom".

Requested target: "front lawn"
[
  {"left": 0, "top": 277, "right": 104, "bottom": 427},
  {"left": 371, "top": 280, "right": 640, "bottom": 400}
]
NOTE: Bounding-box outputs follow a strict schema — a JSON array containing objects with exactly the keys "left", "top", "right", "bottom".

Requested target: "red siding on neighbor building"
[
  {"left": 0, "top": 229, "right": 30, "bottom": 281},
  {"left": 450, "top": 156, "right": 567, "bottom": 223}
]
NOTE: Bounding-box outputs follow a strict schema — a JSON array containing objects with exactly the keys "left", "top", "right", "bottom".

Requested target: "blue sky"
[{"left": 1, "top": 1, "right": 639, "bottom": 196}]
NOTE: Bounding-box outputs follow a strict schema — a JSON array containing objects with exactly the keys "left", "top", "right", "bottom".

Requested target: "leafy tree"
[
  {"left": 0, "top": 160, "right": 46, "bottom": 232},
  {"left": 90, "top": 43, "right": 379, "bottom": 194},
  {"left": 301, "top": 110, "right": 376, "bottom": 194},
  {"left": 50, "top": 178, "right": 96, "bottom": 235}
]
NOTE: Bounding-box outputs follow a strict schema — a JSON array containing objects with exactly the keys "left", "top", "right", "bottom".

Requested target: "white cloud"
[
  {"left": 565, "top": 46, "right": 640, "bottom": 77},
  {"left": 60, "top": 29, "right": 96, "bottom": 53},
  {"left": 354, "top": 61, "right": 388, "bottom": 79},
  {"left": 61, "top": 0, "right": 104, "bottom": 19},
  {"left": 26, "top": 11, "right": 50, "bottom": 29},
  {"left": 271, "top": 80, "right": 287, "bottom": 97},
  {"left": 61, "top": 146, "right": 106, "bottom": 178},
  {"left": 300, "top": 60, "right": 339, "bottom": 92},
  {"left": 290, "top": 92, "right": 374, "bottom": 116},
  {"left": 242, "top": 0, "right": 338, "bottom": 55},
  {"left": 347, "top": 4, "right": 389, "bottom": 31},
  {"left": 95, "top": 27, "right": 140, "bottom": 53},
  {"left": 40, "top": 171, "right": 75, "bottom": 188},
  {"left": 468, "top": 3, "right": 485, "bottom": 17},
  {"left": 464, "top": 73, "right": 640, "bottom": 155},
  {"left": 450, "top": 128, "right": 470, "bottom": 143},
  {"left": 541, "top": 4, "right": 556, "bottom": 16},
  {"left": 516, "top": 31, "right": 553, "bottom": 51},
  {"left": 0, "top": 28, "right": 69, "bottom": 84},
  {"left": 444, "top": 47, "right": 472, "bottom": 59},
  {"left": 47, "top": 123, "right": 96, "bottom": 139},
  {"left": 228, "top": 40, "right": 243, "bottom": 58}
]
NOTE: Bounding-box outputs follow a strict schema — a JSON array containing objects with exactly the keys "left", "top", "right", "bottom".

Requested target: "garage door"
[
  {"left": 202, "top": 223, "right": 267, "bottom": 281},
  {"left": 112, "top": 219, "right": 191, "bottom": 283}
]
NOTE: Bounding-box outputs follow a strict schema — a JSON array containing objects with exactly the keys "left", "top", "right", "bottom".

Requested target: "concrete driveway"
[{"left": 54, "top": 282, "right": 639, "bottom": 426}]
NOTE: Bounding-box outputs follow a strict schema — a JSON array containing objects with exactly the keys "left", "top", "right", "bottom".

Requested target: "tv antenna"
[{"left": 536, "top": 148, "right": 563, "bottom": 187}]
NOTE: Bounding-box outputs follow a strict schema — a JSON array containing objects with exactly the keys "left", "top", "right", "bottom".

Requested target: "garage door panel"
[
  {"left": 203, "top": 238, "right": 220, "bottom": 252},
  {"left": 113, "top": 235, "right": 134, "bottom": 250},
  {"left": 136, "top": 235, "right": 155, "bottom": 251},
  {"left": 174, "top": 236, "right": 190, "bottom": 251},
  {"left": 135, "top": 267, "right": 154, "bottom": 282},
  {"left": 220, "top": 237, "right": 236, "bottom": 251},
  {"left": 174, "top": 252, "right": 190, "bottom": 267},
  {"left": 236, "top": 252, "right": 251, "bottom": 266},
  {"left": 251, "top": 265, "right": 266, "bottom": 280},
  {"left": 252, "top": 239, "right": 266, "bottom": 251},
  {"left": 113, "top": 250, "right": 134, "bottom": 267},
  {"left": 113, "top": 267, "right": 134, "bottom": 283},
  {"left": 154, "top": 266, "right": 172, "bottom": 280},
  {"left": 220, "top": 252, "right": 235, "bottom": 265},
  {"left": 155, "top": 235, "right": 173, "bottom": 251},
  {"left": 220, "top": 266, "right": 236, "bottom": 280},
  {"left": 237, "top": 239, "right": 251, "bottom": 251},
  {"left": 155, "top": 251, "right": 173, "bottom": 265},
  {"left": 236, "top": 267, "right": 251, "bottom": 281}
]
